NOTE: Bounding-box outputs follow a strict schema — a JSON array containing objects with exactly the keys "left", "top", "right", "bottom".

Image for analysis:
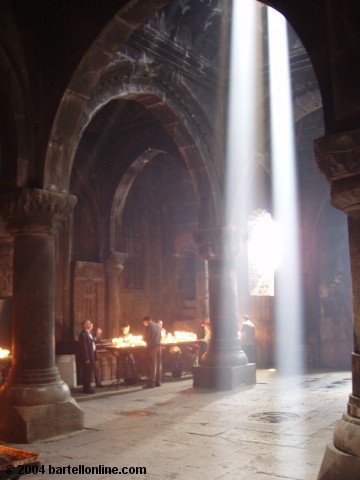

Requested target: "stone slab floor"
[{"left": 2, "top": 369, "right": 351, "bottom": 480}]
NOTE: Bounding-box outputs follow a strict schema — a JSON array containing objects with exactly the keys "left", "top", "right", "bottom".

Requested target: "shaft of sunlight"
[{"left": 268, "top": 6, "right": 304, "bottom": 374}]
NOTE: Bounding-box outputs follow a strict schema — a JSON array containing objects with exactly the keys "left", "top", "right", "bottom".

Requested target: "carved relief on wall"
[
  {"left": 0, "top": 241, "right": 13, "bottom": 298},
  {"left": 73, "top": 261, "right": 105, "bottom": 338},
  {"left": 315, "top": 128, "right": 360, "bottom": 181}
]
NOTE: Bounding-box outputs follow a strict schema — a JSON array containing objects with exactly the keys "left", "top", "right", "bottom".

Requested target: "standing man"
[
  {"left": 156, "top": 319, "right": 166, "bottom": 339},
  {"left": 142, "top": 316, "right": 162, "bottom": 388},
  {"left": 240, "top": 314, "right": 256, "bottom": 363},
  {"left": 198, "top": 317, "right": 212, "bottom": 364},
  {"left": 91, "top": 322, "right": 104, "bottom": 388},
  {"left": 78, "top": 319, "right": 96, "bottom": 394}
]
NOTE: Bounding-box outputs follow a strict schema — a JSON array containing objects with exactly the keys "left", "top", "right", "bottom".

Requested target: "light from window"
[{"left": 247, "top": 209, "right": 281, "bottom": 296}]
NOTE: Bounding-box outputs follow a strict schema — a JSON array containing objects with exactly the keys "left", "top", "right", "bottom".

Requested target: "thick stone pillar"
[
  {"left": 192, "top": 227, "right": 256, "bottom": 390},
  {"left": 315, "top": 130, "right": 360, "bottom": 479},
  {"left": 105, "top": 251, "right": 128, "bottom": 338},
  {"left": 0, "top": 189, "right": 84, "bottom": 443}
]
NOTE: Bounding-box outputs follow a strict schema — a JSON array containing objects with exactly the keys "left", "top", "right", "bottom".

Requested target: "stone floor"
[{"left": 1, "top": 369, "right": 352, "bottom": 480}]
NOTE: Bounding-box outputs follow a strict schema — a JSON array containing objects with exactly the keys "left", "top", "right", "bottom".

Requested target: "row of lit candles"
[
  {"left": 0, "top": 347, "right": 10, "bottom": 358},
  {"left": 111, "top": 331, "right": 198, "bottom": 348}
]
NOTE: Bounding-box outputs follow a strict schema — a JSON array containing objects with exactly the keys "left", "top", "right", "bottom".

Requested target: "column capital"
[
  {"left": 315, "top": 127, "right": 360, "bottom": 182},
  {"left": 193, "top": 226, "right": 242, "bottom": 260},
  {"left": 315, "top": 129, "right": 360, "bottom": 214},
  {"left": 0, "top": 188, "right": 77, "bottom": 233},
  {"left": 330, "top": 175, "right": 360, "bottom": 214},
  {"left": 105, "top": 251, "right": 129, "bottom": 274}
]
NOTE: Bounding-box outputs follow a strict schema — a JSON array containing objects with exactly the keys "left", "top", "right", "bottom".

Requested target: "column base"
[
  {"left": 318, "top": 443, "right": 360, "bottom": 480},
  {"left": 192, "top": 363, "right": 256, "bottom": 390},
  {"left": 0, "top": 397, "right": 84, "bottom": 443},
  {"left": 317, "top": 411, "right": 360, "bottom": 479}
]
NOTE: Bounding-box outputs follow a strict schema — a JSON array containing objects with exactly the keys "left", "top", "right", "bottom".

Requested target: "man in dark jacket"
[
  {"left": 78, "top": 319, "right": 96, "bottom": 393},
  {"left": 142, "top": 316, "right": 162, "bottom": 388},
  {"left": 91, "top": 322, "right": 104, "bottom": 388}
]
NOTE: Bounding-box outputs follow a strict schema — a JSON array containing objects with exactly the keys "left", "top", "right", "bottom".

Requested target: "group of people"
[
  {"left": 78, "top": 314, "right": 255, "bottom": 394},
  {"left": 78, "top": 316, "right": 164, "bottom": 393}
]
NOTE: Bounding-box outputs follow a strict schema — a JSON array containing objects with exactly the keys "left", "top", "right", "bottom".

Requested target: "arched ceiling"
[{"left": 68, "top": 0, "right": 325, "bottom": 238}]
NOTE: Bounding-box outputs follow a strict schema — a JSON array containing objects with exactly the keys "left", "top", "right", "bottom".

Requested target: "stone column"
[
  {"left": 315, "top": 130, "right": 360, "bottom": 479},
  {"left": 105, "top": 251, "right": 128, "bottom": 338},
  {"left": 0, "top": 188, "right": 84, "bottom": 443},
  {"left": 192, "top": 226, "right": 256, "bottom": 390}
]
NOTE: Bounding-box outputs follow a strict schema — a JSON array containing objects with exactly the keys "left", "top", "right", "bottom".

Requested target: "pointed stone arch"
[
  {"left": 45, "top": 68, "right": 222, "bottom": 231},
  {"left": 109, "top": 148, "right": 165, "bottom": 251},
  {"left": 42, "top": 0, "right": 221, "bottom": 234}
]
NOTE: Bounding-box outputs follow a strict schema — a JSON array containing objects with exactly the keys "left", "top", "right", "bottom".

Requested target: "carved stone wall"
[{"left": 73, "top": 261, "right": 105, "bottom": 338}]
